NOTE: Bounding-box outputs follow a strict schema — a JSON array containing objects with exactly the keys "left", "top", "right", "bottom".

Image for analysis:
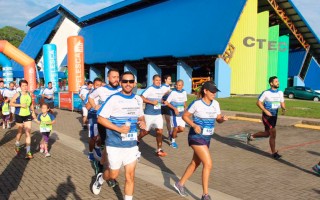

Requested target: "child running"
[
  {"left": 1, "top": 96, "right": 10, "bottom": 129},
  {"left": 34, "top": 103, "right": 56, "bottom": 157}
]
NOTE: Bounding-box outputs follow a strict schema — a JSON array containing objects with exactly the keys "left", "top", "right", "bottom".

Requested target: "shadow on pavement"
[
  {"left": 307, "top": 150, "right": 320, "bottom": 156},
  {"left": 47, "top": 175, "right": 81, "bottom": 200},
  {"left": 213, "top": 133, "right": 317, "bottom": 176}
]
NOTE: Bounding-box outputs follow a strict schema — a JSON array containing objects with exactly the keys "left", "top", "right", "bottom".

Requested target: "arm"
[
  {"left": 256, "top": 100, "right": 272, "bottom": 116},
  {"left": 137, "top": 115, "right": 146, "bottom": 130},
  {"left": 280, "top": 102, "right": 286, "bottom": 115},
  {"left": 216, "top": 114, "right": 228, "bottom": 123},
  {"left": 88, "top": 97, "right": 100, "bottom": 111},
  {"left": 141, "top": 95, "right": 158, "bottom": 105},
  {"left": 9, "top": 93, "right": 22, "bottom": 108},
  {"left": 97, "top": 116, "right": 130, "bottom": 134},
  {"left": 164, "top": 101, "right": 179, "bottom": 115},
  {"left": 182, "top": 111, "right": 201, "bottom": 134}
]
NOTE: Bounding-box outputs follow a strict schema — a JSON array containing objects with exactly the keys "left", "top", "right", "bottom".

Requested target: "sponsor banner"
[{"left": 59, "top": 92, "right": 73, "bottom": 110}]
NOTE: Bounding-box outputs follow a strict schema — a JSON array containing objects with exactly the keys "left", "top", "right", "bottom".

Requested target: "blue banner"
[
  {"left": 43, "top": 44, "right": 59, "bottom": 92},
  {"left": 73, "top": 93, "right": 82, "bottom": 111}
]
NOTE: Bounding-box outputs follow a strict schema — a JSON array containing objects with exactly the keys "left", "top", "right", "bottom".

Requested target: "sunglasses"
[{"left": 121, "top": 79, "right": 135, "bottom": 84}]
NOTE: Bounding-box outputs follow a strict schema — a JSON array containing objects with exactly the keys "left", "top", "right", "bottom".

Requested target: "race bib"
[
  {"left": 177, "top": 105, "right": 184, "bottom": 112},
  {"left": 122, "top": 132, "right": 138, "bottom": 141},
  {"left": 154, "top": 102, "right": 161, "bottom": 110},
  {"left": 271, "top": 102, "right": 280, "bottom": 109},
  {"left": 40, "top": 126, "right": 51, "bottom": 132},
  {"left": 202, "top": 127, "right": 214, "bottom": 136},
  {"left": 2, "top": 111, "right": 9, "bottom": 115}
]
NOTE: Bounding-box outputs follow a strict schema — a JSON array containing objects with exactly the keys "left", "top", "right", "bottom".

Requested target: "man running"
[
  {"left": 10, "top": 80, "right": 37, "bottom": 159},
  {"left": 247, "top": 76, "right": 286, "bottom": 159},
  {"left": 138, "top": 74, "right": 168, "bottom": 157},
  {"left": 161, "top": 75, "right": 172, "bottom": 137},
  {"left": 92, "top": 71, "right": 146, "bottom": 200}
]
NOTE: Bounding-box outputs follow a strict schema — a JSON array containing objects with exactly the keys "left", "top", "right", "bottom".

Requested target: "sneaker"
[
  {"left": 171, "top": 142, "right": 178, "bottom": 149},
  {"left": 246, "top": 133, "right": 253, "bottom": 144},
  {"left": 7, "top": 123, "right": 11, "bottom": 129},
  {"left": 40, "top": 148, "right": 44, "bottom": 153},
  {"left": 45, "top": 152, "right": 51, "bottom": 157},
  {"left": 174, "top": 181, "right": 188, "bottom": 197},
  {"left": 272, "top": 152, "right": 282, "bottom": 160},
  {"left": 92, "top": 173, "right": 103, "bottom": 195},
  {"left": 106, "top": 179, "right": 119, "bottom": 188},
  {"left": 15, "top": 146, "right": 20, "bottom": 155},
  {"left": 25, "top": 151, "right": 33, "bottom": 159},
  {"left": 2, "top": 124, "right": 5, "bottom": 129},
  {"left": 156, "top": 150, "right": 167, "bottom": 157},
  {"left": 312, "top": 165, "right": 320, "bottom": 174},
  {"left": 201, "top": 194, "right": 212, "bottom": 200},
  {"left": 88, "top": 152, "right": 95, "bottom": 161}
]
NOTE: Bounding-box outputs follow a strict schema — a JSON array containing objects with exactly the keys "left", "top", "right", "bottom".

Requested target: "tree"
[{"left": 0, "top": 26, "right": 26, "bottom": 48}]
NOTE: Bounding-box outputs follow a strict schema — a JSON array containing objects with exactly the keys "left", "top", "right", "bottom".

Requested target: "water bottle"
[{"left": 121, "top": 119, "right": 131, "bottom": 138}]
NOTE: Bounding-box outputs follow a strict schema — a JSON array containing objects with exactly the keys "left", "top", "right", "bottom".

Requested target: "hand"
[
  {"left": 152, "top": 100, "right": 158, "bottom": 106},
  {"left": 137, "top": 121, "right": 146, "bottom": 130},
  {"left": 193, "top": 125, "right": 201, "bottom": 134},
  {"left": 264, "top": 110, "right": 272, "bottom": 116},
  {"left": 21, "top": 104, "right": 27, "bottom": 108},
  {"left": 174, "top": 108, "right": 179, "bottom": 115},
  {"left": 95, "top": 105, "right": 101, "bottom": 111},
  {"left": 119, "top": 125, "right": 130, "bottom": 134},
  {"left": 221, "top": 115, "right": 228, "bottom": 122},
  {"left": 282, "top": 108, "right": 286, "bottom": 115}
]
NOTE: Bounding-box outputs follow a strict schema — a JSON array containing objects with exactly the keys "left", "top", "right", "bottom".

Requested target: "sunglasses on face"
[{"left": 121, "top": 79, "right": 135, "bottom": 84}]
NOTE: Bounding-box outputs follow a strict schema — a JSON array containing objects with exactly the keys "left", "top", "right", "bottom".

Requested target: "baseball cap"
[{"left": 202, "top": 81, "right": 220, "bottom": 93}]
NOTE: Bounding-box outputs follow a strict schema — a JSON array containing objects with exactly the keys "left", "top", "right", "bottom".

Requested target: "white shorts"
[
  {"left": 170, "top": 116, "right": 185, "bottom": 128},
  {"left": 88, "top": 123, "right": 99, "bottom": 138},
  {"left": 145, "top": 114, "right": 163, "bottom": 131},
  {"left": 106, "top": 146, "right": 140, "bottom": 170},
  {"left": 10, "top": 106, "right": 15, "bottom": 114},
  {"left": 82, "top": 107, "right": 88, "bottom": 117}
]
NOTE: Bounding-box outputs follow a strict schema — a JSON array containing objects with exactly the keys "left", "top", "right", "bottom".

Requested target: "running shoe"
[
  {"left": 25, "top": 151, "right": 33, "bottom": 159},
  {"left": 2, "top": 123, "right": 5, "bottom": 129},
  {"left": 15, "top": 146, "right": 20, "bottom": 155},
  {"left": 156, "top": 150, "right": 167, "bottom": 157},
  {"left": 174, "top": 181, "right": 188, "bottom": 197},
  {"left": 171, "top": 142, "right": 178, "bottom": 149},
  {"left": 246, "top": 133, "right": 252, "bottom": 144},
  {"left": 92, "top": 173, "right": 103, "bottom": 195},
  {"left": 312, "top": 165, "right": 320, "bottom": 175},
  {"left": 201, "top": 194, "right": 212, "bottom": 200},
  {"left": 45, "top": 152, "right": 51, "bottom": 157},
  {"left": 107, "top": 179, "right": 119, "bottom": 188},
  {"left": 272, "top": 152, "right": 282, "bottom": 160},
  {"left": 88, "top": 152, "right": 95, "bottom": 161},
  {"left": 40, "top": 148, "right": 44, "bottom": 153}
]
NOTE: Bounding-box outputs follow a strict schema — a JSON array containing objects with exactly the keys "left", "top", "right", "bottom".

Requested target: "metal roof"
[{"left": 258, "top": 0, "right": 320, "bottom": 63}]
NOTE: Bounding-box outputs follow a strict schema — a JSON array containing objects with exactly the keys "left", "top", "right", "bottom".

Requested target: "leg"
[
  {"left": 124, "top": 160, "right": 137, "bottom": 196},
  {"left": 155, "top": 128, "right": 163, "bottom": 150},
  {"left": 179, "top": 152, "right": 201, "bottom": 185},
  {"left": 164, "top": 114, "right": 171, "bottom": 135},
  {"left": 269, "top": 128, "right": 277, "bottom": 154},
  {"left": 172, "top": 127, "right": 178, "bottom": 139},
  {"left": 252, "top": 130, "right": 270, "bottom": 138},
  {"left": 138, "top": 129, "right": 149, "bottom": 141},
  {"left": 24, "top": 121, "right": 32, "bottom": 152}
]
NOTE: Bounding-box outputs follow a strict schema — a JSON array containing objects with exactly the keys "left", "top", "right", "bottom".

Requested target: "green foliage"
[
  {"left": 137, "top": 83, "right": 143, "bottom": 88},
  {"left": 0, "top": 26, "right": 26, "bottom": 47}
]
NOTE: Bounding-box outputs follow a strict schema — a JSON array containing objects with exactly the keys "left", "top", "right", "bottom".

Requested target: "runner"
[
  {"left": 92, "top": 71, "right": 146, "bottom": 200},
  {"left": 138, "top": 74, "right": 168, "bottom": 157},
  {"left": 165, "top": 79, "right": 187, "bottom": 148},
  {"left": 161, "top": 75, "right": 172, "bottom": 137},
  {"left": 174, "top": 81, "right": 228, "bottom": 200},
  {"left": 88, "top": 69, "right": 121, "bottom": 165},
  {"left": 1, "top": 96, "right": 10, "bottom": 129},
  {"left": 41, "top": 82, "right": 55, "bottom": 111},
  {"left": 2, "top": 81, "right": 17, "bottom": 128},
  {"left": 10, "top": 80, "right": 37, "bottom": 159},
  {"left": 80, "top": 81, "right": 93, "bottom": 129},
  {"left": 247, "top": 76, "right": 286, "bottom": 159}
]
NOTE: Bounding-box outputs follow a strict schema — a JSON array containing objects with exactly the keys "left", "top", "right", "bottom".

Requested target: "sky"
[{"left": 0, "top": 0, "right": 319, "bottom": 40}]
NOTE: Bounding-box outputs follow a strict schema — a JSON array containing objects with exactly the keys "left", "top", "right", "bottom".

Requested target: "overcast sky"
[{"left": 0, "top": 0, "right": 319, "bottom": 40}]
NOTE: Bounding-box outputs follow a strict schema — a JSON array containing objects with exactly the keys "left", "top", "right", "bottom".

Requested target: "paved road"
[{"left": 0, "top": 109, "right": 320, "bottom": 200}]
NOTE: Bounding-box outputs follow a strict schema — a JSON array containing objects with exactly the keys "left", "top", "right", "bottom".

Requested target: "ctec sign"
[{"left": 243, "top": 36, "right": 288, "bottom": 52}]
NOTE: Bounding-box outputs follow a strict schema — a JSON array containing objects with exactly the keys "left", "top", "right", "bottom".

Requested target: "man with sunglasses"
[{"left": 92, "top": 71, "right": 146, "bottom": 200}]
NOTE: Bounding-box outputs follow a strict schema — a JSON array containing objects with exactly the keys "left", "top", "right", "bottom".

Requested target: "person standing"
[
  {"left": 174, "top": 81, "right": 227, "bottom": 200},
  {"left": 247, "top": 76, "right": 286, "bottom": 159},
  {"left": 138, "top": 74, "right": 168, "bottom": 157},
  {"left": 10, "top": 80, "right": 36, "bottom": 159},
  {"left": 3, "top": 81, "right": 17, "bottom": 127},
  {"left": 161, "top": 75, "right": 172, "bottom": 137},
  {"left": 42, "top": 82, "right": 55, "bottom": 111},
  {"left": 92, "top": 71, "right": 146, "bottom": 200},
  {"left": 165, "top": 79, "right": 187, "bottom": 148}
]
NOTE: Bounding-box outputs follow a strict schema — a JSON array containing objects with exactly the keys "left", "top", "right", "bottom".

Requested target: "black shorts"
[
  {"left": 98, "top": 123, "right": 106, "bottom": 146},
  {"left": 15, "top": 114, "right": 32, "bottom": 123},
  {"left": 262, "top": 113, "right": 277, "bottom": 131},
  {"left": 161, "top": 106, "right": 171, "bottom": 115}
]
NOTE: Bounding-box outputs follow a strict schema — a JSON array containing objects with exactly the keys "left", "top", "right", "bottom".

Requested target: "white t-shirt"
[
  {"left": 42, "top": 87, "right": 55, "bottom": 102},
  {"left": 258, "top": 89, "right": 284, "bottom": 116},
  {"left": 80, "top": 88, "right": 90, "bottom": 106},
  {"left": 141, "top": 85, "right": 167, "bottom": 115},
  {"left": 2, "top": 88, "right": 17, "bottom": 99},
  {"left": 166, "top": 89, "right": 187, "bottom": 116},
  {"left": 89, "top": 85, "right": 122, "bottom": 105}
]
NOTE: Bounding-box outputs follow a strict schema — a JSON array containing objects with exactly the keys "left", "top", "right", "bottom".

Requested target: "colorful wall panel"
[
  {"left": 229, "top": 0, "right": 257, "bottom": 94},
  {"left": 277, "top": 35, "right": 289, "bottom": 91},
  {"left": 304, "top": 58, "right": 320, "bottom": 90},
  {"left": 288, "top": 49, "right": 306, "bottom": 77},
  {"left": 266, "top": 25, "right": 279, "bottom": 88}
]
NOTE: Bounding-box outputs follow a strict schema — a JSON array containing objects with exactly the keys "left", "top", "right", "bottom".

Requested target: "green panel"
[
  {"left": 267, "top": 25, "right": 279, "bottom": 88},
  {"left": 256, "top": 11, "right": 269, "bottom": 93},
  {"left": 277, "top": 35, "right": 289, "bottom": 91}
]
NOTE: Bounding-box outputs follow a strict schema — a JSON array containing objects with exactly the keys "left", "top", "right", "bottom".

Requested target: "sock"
[
  {"left": 15, "top": 141, "right": 20, "bottom": 147},
  {"left": 124, "top": 195, "right": 133, "bottom": 200},
  {"left": 26, "top": 146, "right": 30, "bottom": 153},
  {"left": 172, "top": 138, "right": 175, "bottom": 143},
  {"left": 158, "top": 148, "right": 162, "bottom": 152},
  {"left": 98, "top": 175, "right": 105, "bottom": 185}
]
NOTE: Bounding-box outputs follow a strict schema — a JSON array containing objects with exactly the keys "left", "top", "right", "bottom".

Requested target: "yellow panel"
[{"left": 229, "top": 0, "right": 257, "bottom": 94}]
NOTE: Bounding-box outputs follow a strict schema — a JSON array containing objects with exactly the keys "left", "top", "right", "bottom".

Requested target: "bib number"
[
  {"left": 202, "top": 127, "right": 214, "bottom": 136},
  {"left": 2, "top": 111, "right": 9, "bottom": 115},
  {"left": 177, "top": 106, "right": 184, "bottom": 112},
  {"left": 122, "top": 132, "right": 137, "bottom": 141},
  {"left": 154, "top": 103, "right": 161, "bottom": 110},
  {"left": 271, "top": 102, "right": 280, "bottom": 109},
  {"left": 40, "top": 126, "right": 51, "bottom": 132}
]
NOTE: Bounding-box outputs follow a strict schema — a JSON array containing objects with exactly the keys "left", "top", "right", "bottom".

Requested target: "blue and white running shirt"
[
  {"left": 258, "top": 89, "right": 284, "bottom": 116},
  {"left": 187, "top": 99, "right": 221, "bottom": 137},
  {"left": 98, "top": 92, "right": 144, "bottom": 148},
  {"left": 161, "top": 84, "right": 171, "bottom": 102},
  {"left": 141, "top": 85, "right": 167, "bottom": 115},
  {"left": 2, "top": 88, "right": 16, "bottom": 99},
  {"left": 89, "top": 85, "right": 122, "bottom": 105},
  {"left": 166, "top": 89, "right": 187, "bottom": 117},
  {"left": 80, "top": 88, "right": 90, "bottom": 107}
]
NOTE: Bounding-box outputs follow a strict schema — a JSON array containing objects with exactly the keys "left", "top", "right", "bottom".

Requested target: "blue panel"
[
  {"left": 147, "top": 63, "right": 161, "bottom": 87},
  {"left": 288, "top": 49, "right": 306, "bottom": 77},
  {"left": 12, "top": 15, "right": 62, "bottom": 71},
  {"left": 0, "top": 53, "right": 13, "bottom": 86},
  {"left": 293, "top": 76, "right": 305, "bottom": 86},
  {"left": 215, "top": 58, "right": 231, "bottom": 98},
  {"left": 89, "top": 66, "right": 100, "bottom": 81},
  {"left": 73, "top": 93, "right": 82, "bottom": 111},
  {"left": 80, "top": 0, "right": 246, "bottom": 63},
  {"left": 124, "top": 64, "right": 137, "bottom": 81},
  {"left": 54, "top": 92, "right": 59, "bottom": 107},
  {"left": 304, "top": 58, "right": 320, "bottom": 90},
  {"left": 177, "top": 61, "right": 192, "bottom": 94},
  {"left": 43, "top": 44, "right": 59, "bottom": 92}
]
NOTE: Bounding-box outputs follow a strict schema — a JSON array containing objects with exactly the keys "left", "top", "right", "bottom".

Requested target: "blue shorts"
[
  {"left": 188, "top": 133, "right": 211, "bottom": 148},
  {"left": 88, "top": 113, "right": 98, "bottom": 138}
]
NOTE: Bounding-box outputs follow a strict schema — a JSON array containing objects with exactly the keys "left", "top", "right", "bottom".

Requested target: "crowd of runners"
[{"left": 0, "top": 73, "right": 319, "bottom": 200}]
